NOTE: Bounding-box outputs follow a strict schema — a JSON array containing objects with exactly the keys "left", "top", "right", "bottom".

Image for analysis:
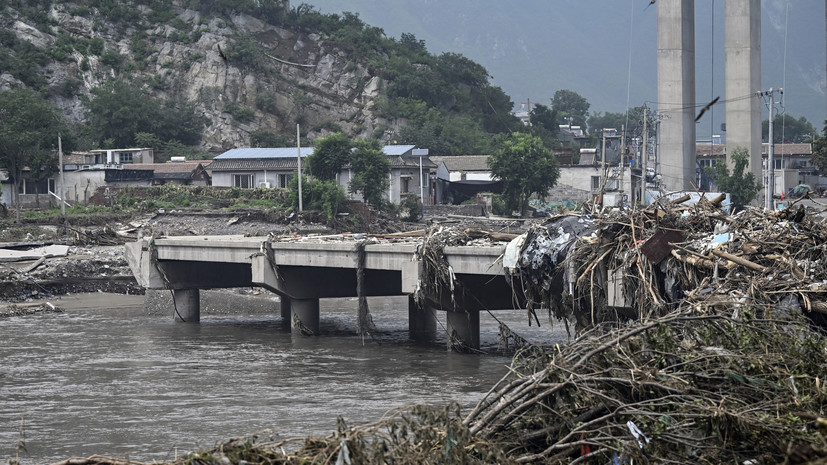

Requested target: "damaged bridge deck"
[{"left": 125, "top": 235, "right": 520, "bottom": 349}]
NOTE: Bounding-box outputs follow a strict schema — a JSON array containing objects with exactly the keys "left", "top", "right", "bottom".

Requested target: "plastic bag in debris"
[
  {"left": 503, "top": 233, "right": 527, "bottom": 272},
  {"left": 504, "top": 215, "right": 595, "bottom": 285}
]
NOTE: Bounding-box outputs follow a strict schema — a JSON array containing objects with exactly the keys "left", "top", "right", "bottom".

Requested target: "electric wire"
[{"left": 623, "top": 0, "right": 635, "bottom": 137}]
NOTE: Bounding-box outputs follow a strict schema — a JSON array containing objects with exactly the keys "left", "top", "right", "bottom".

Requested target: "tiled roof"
[
  {"left": 430, "top": 155, "right": 491, "bottom": 172},
  {"left": 762, "top": 143, "right": 812, "bottom": 155},
  {"left": 696, "top": 144, "right": 727, "bottom": 158},
  {"left": 388, "top": 155, "right": 437, "bottom": 169},
  {"left": 205, "top": 158, "right": 301, "bottom": 171},
  {"left": 128, "top": 163, "right": 205, "bottom": 173}
]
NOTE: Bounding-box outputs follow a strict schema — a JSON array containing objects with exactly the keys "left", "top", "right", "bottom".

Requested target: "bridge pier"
[
  {"left": 280, "top": 297, "right": 291, "bottom": 321},
  {"left": 446, "top": 310, "right": 480, "bottom": 351},
  {"left": 173, "top": 288, "right": 200, "bottom": 322},
  {"left": 408, "top": 296, "right": 437, "bottom": 341},
  {"left": 291, "top": 298, "right": 320, "bottom": 336}
]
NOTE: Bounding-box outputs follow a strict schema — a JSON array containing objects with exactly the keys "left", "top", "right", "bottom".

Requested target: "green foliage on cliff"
[{"left": 2, "top": 0, "right": 518, "bottom": 156}]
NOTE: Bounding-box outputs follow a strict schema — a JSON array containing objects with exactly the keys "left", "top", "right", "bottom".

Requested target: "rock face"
[{"left": 2, "top": 1, "right": 397, "bottom": 152}]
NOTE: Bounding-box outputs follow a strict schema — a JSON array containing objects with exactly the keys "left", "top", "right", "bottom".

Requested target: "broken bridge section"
[{"left": 124, "top": 235, "right": 517, "bottom": 350}]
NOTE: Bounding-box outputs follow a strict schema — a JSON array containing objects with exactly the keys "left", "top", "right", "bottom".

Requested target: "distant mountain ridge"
[{"left": 309, "top": 0, "right": 827, "bottom": 139}]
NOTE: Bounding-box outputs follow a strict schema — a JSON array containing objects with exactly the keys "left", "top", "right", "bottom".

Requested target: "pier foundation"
[
  {"left": 408, "top": 295, "right": 437, "bottom": 341},
  {"left": 280, "top": 296, "right": 291, "bottom": 321},
  {"left": 291, "top": 298, "right": 320, "bottom": 336},
  {"left": 172, "top": 288, "right": 200, "bottom": 322},
  {"left": 446, "top": 310, "right": 480, "bottom": 350}
]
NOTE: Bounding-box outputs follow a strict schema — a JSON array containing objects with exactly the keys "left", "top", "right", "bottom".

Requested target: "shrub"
[{"left": 288, "top": 175, "right": 349, "bottom": 220}]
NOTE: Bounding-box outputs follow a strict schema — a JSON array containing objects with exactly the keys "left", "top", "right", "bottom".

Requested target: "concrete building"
[
  {"left": 696, "top": 142, "right": 821, "bottom": 196},
  {"left": 430, "top": 155, "right": 500, "bottom": 205}
]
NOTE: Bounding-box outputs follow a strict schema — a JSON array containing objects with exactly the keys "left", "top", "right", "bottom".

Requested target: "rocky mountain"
[{"left": 1, "top": 1, "right": 399, "bottom": 152}]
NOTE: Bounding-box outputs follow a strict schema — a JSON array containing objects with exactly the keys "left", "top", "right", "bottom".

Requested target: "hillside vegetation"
[{"left": 1, "top": 0, "right": 522, "bottom": 157}]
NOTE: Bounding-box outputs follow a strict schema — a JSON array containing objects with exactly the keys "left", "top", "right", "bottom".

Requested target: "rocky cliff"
[{"left": 1, "top": 1, "right": 399, "bottom": 152}]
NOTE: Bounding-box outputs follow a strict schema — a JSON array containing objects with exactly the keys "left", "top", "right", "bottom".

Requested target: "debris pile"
[
  {"left": 505, "top": 196, "right": 827, "bottom": 331},
  {"left": 463, "top": 308, "right": 827, "bottom": 463}
]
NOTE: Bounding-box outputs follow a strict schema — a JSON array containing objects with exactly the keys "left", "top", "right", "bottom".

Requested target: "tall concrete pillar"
[
  {"left": 290, "top": 298, "right": 320, "bottom": 336},
  {"left": 657, "top": 0, "right": 696, "bottom": 192},
  {"left": 446, "top": 310, "right": 480, "bottom": 351},
  {"left": 408, "top": 295, "right": 437, "bottom": 341},
  {"left": 725, "top": 0, "right": 762, "bottom": 198},
  {"left": 172, "top": 288, "right": 200, "bottom": 322}
]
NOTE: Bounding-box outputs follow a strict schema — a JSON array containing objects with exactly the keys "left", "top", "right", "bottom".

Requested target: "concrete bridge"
[{"left": 124, "top": 235, "right": 522, "bottom": 349}]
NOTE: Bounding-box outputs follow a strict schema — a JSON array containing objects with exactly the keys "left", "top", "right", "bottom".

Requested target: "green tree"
[
  {"left": 0, "top": 88, "right": 67, "bottom": 222},
  {"left": 289, "top": 174, "right": 348, "bottom": 219},
  {"left": 811, "top": 120, "right": 827, "bottom": 174},
  {"left": 250, "top": 130, "right": 291, "bottom": 148},
  {"left": 306, "top": 132, "right": 353, "bottom": 181},
  {"left": 86, "top": 80, "right": 203, "bottom": 148},
  {"left": 552, "top": 89, "right": 590, "bottom": 128},
  {"left": 588, "top": 106, "right": 654, "bottom": 144},
  {"left": 529, "top": 103, "right": 560, "bottom": 149},
  {"left": 762, "top": 114, "right": 817, "bottom": 143},
  {"left": 349, "top": 139, "right": 390, "bottom": 208},
  {"left": 488, "top": 132, "right": 560, "bottom": 217},
  {"left": 397, "top": 105, "right": 493, "bottom": 156},
  {"left": 706, "top": 147, "right": 761, "bottom": 211}
]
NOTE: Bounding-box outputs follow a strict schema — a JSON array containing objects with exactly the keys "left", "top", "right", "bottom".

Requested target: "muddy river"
[{"left": 0, "top": 292, "right": 568, "bottom": 463}]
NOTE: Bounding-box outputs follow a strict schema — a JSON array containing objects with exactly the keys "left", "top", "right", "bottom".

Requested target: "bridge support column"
[
  {"left": 280, "top": 297, "right": 291, "bottom": 321},
  {"left": 173, "top": 288, "right": 200, "bottom": 323},
  {"left": 408, "top": 295, "right": 436, "bottom": 341},
  {"left": 446, "top": 310, "right": 479, "bottom": 351},
  {"left": 291, "top": 298, "right": 320, "bottom": 336}
]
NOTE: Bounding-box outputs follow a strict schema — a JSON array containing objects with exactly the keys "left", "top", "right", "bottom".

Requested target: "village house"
[
  {"left": 205, "top": 145, "right": 437, "bottom": 205},
  {"left": 695, "top": 142, "right": 821, "bottom": 195}
]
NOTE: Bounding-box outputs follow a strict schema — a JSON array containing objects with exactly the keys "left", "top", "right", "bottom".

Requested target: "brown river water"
[{"left": 0, "top": 291, "right": 568, "bottom": 464}]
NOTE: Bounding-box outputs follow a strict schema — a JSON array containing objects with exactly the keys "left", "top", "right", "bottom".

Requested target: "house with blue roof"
[{"left": 205, "top": 145, "right": 437, "bottom": 205}]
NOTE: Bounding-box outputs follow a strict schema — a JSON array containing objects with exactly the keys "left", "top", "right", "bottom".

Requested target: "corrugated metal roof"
[
  {"left": 215, "top": 145, "right": 419, "bottom": 159},
  {"left": 383, "top": 145, "right": 416, "bottom": 156},
  {"left": 215, "top": 147, "right": 315, "bottom": 159}
]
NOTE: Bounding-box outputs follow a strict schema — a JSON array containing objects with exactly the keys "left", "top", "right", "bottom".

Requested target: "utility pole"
[
  {"left": 619, "top": 124, "right": 626, "bottom": 200},
  {"left": 601, "top": 129, "right": 607, "bottom": 196},
  {"left": 58, "top": 134, "right": 65, "bottom": 216},
  {"left": 641, "top": 105, "right": 648, "bottom": 205},
  {"left": 296, "top": 124, "right": 303, "bottom": 212},
  {"left": 761, "top": 88, "right": 782, "bottom": 209}
]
